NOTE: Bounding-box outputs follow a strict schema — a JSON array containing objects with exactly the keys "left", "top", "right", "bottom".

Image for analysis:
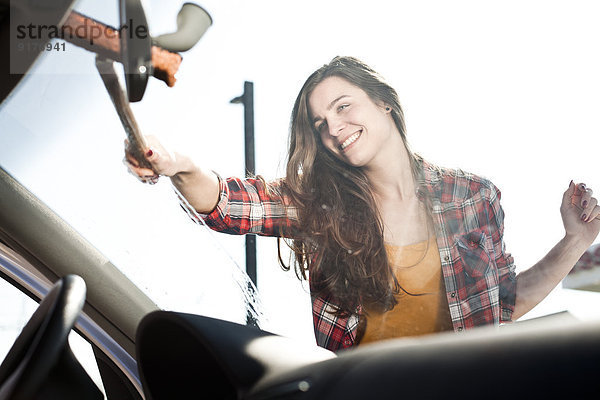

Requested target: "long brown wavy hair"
[{"left": 278, "top": 56, "right": 421, "bottom": 316}]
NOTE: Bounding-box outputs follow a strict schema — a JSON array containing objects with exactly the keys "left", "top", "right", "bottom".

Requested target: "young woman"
[{"left": 126, "top": 56, "right": 600, "bottom": 351}]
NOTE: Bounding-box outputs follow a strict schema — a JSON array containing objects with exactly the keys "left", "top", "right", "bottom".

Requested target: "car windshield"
[{"left": 1, "top": 0, "right": 599, "bottom": 346}]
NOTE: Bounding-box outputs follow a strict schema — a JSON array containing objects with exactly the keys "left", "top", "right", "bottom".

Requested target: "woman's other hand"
[{"left": 562, "top": 181, "right": 600, "bottom": 248}]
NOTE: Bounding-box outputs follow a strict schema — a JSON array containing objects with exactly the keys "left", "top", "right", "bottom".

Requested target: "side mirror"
[
  {"left": 119, "top": 0, "right": 152, "bottom": 102},
  {"left": 119, "top": 1, "right": 212, "bottom": 102}
]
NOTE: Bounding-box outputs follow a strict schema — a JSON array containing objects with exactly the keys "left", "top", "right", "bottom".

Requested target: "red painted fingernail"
[{"left": 146, "top": 149, "right": 153, "bottom": 157}]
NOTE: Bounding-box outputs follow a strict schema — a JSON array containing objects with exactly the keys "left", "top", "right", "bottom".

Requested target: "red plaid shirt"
[{"left": 199, "top": 159, "right": 517, "bottom": 351}]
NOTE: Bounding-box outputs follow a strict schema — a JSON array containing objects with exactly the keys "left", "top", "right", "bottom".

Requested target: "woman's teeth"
[{"left": 340, "top": 130, "right": 362, "bottom": 150}]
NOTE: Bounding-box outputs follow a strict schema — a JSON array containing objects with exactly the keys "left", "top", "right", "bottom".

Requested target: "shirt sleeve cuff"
[
  {"left": 201, "top": 171, "right": 229, "bottom": 222},
  {"left": 176, "top": 171, "right": 228, "bottom": 225}
]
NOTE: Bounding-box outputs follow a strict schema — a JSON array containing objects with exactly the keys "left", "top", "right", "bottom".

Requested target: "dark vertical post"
[
  {"left": 243, "top": 81, "right": 255, "bottom": 178},
  {"left": 231, "top": 81, "right": 258, "bottom": 326},
  {"left": 242, "top": 81, "right": 257, "bottom": 287}
]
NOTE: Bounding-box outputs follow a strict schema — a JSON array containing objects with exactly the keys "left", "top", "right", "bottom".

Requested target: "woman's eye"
[
  {"left": 337, "top": 104, "right": 349, "bottom": 112},
  {"left": 316, "top": 121, "right": 327, "bottom": 133}
]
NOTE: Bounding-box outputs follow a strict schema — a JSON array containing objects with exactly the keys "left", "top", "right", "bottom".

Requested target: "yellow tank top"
[{"left": 360, "top": 235, "right": 453, "bottom": 344}]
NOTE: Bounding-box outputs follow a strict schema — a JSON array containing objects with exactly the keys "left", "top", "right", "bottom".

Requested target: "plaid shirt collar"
[{"left": 416, "top": 156, "right": 443, "bottom": 199}]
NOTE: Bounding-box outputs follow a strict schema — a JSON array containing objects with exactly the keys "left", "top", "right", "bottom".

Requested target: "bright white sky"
[{"left": 1, "top": 0, "right": 600, "bottom": 343}]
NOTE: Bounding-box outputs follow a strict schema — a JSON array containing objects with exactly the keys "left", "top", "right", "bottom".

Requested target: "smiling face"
[{"left": 308, "top": 76, "right": 397, "bottom": 168}]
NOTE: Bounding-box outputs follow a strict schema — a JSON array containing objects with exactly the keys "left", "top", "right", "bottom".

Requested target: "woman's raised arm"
[
  {"left": 513, "top": 181, "right": 600, "bottom": 319},
  {"left": 124, "top": 135, "right": 220, "bottom": 214}
]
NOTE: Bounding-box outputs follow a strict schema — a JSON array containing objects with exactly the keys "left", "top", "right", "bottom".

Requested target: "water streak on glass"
[{"left": 171, "top": 183, "right": 266, "bottom": 327}]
